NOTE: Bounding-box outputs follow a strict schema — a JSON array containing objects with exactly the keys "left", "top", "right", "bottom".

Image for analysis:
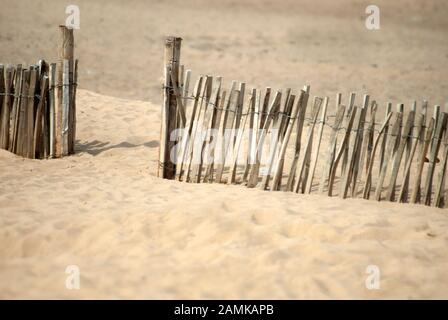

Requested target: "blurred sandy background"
[{"left": 1, "top": 0, "right": 448, "bottom": 299}]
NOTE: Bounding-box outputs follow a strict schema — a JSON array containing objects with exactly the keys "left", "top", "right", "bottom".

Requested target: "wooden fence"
[
  {"left": 158, "top": 37, "right": 448, "bottom": 208},
  {"left": 0, "top": 25, "right": 77, "bottom": 159}
]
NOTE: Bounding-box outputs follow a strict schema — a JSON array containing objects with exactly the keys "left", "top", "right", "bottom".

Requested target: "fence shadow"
[{"left": 76, "top": 140, "right": 159, "bottom": 156}]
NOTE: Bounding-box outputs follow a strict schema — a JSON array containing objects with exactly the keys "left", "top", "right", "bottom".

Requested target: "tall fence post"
[
  {"left": 158, "top": 36, "right": 182, "bottom": 179},
  {"left": 58, "top": 25, "right": 74, "bottom": 156}
]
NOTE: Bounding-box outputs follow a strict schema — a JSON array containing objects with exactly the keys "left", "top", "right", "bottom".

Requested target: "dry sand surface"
[{"left": 1, "top": 0, "right": 448, "bottom": 299}]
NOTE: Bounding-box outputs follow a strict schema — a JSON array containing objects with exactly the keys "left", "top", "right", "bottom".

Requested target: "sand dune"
[
  {"left": 1, "top": 90, "right": 448, "bottom": 299},
  {"left": 1, "top": 0, "right": 448, "bottom": 299}
]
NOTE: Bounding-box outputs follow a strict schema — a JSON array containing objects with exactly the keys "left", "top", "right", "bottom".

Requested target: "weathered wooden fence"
[
  {"left": 0, "top": 25, "right": 78, "bottom": 159},
  {"left": 158, "top": 37, "right": 448, "bottom": 208}
]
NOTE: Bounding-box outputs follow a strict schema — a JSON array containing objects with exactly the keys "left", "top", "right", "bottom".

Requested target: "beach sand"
[{"left": 1, "top": 0, "right": 448, "bottom": 299}]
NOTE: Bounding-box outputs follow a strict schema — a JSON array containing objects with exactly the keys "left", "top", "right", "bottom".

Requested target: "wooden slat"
[
  {"left": 293, "top": 96, "right": 323, "bottom": 193},
  {"left": 305, "top": 96, "right": 328, "bottom": 193},
  {"left": 318, "top": 104, "right": 345, "bottom": 194},
  {"left": 271, "top": 94, "right": 296, "bottom": 191},
  {"left": 0, "top": 65, "right": 4, "bottom": 148},
  {"left": 246, "top": 91, "right": 281, "bottom": 188},
  {"left": 241, "top": 88, "right": 257, "bottom": 183},
  {"left": 350, "top": 95, "right": 369, "bottom": 197},
  {"left": 356, "top": 100, "right": 377, "bottom": 196},
  {"left": 61, "top": 59, "right": 70, "bottom": 156},
  {"left": 423, "top": 112, "right": 447, "bottom": 206},
  {"left": 177, "top": 76, "right": 204, "bottom": 181},
  {"left": 378, "top": 102, "right": 392, "bottom": 176},
  {"left": 16, "top": 70, "right": 30, "bottom": 157},
  {"left": 271, "top": 92, "right": 301, "bottom": 191},
  {"left": 397, "top": 114, "right": 424, "bottom": 203},
  {"left": 400, "top": 101, "right": 417, "bottom": 201},
  {"left": 362, "top": 112, "right": 394, "bottom": 199},
  {"left": 328, "top": 106, "right": 358, "bottom": 196},
  {"left": 195, "top": 77, "right": 221, "bottom": 182},
  {"left": 375, "top": 111, "right": 403, "bottom": 201},
  {"left": 434, "top": 118, "right": 448, "bottom": 207},
  {"left": 32, "top": 76, "right": 49, "bottom": 159},
  {"left": 48, "top": 63, "right": 56, "bottom": 158},
  {"left": 26, "top": 69, "right": 37, "bottom": 159},
  {"left": 203, "top": 89, "right": 226, "bottom": 183},
  {"left": 215, "top": 87, "right": 240, "bottom": 183},
  {"left": 410, "top": 118, "right": 435, "bottom": 204},
  {"left": 228, "top": 91, "right": 253, "bottom": 184},
  {"left": 10, "top": 65, "right": 23, "bottom": 153},
  {"left": 341, "top": 92, "right": 356, "bottom": 176},
  {"left": 259, "top": 93, "right": 285, "bottom": 191},
  {"left": 285, "top": 86, "right": 310, "bottom": 191},
  {"left": 385, "top": 109, "right": 415, "bottom": 201},
  {"left": 186, "top": 76, "right": 212, "bottom": 182},
  {"left": 0, "top": 66, "right": 13, "bottom": 149}
]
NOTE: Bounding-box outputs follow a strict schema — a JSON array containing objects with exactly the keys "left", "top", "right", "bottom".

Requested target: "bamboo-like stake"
[
  {"left": 228, "top": 93, "right": 252, "bottom": 184},
  {"left": 170, "top": 69, "right": 187, "bottom": 128},
  {"left": 196, "top": 77, "right": 222, "bottom": 183},
  {"left": 397, "top": 114, "right": 424, "bottom": 203},
  {"left": 54, "top": 60, "right": 63, "bottom": 158},
  {"left": 242, "top": 88, "right": 257, "bottom": 183},
  {"left": 271, "top": 94, "right": 295, "bottom": 191},
  {"left": 48, "top": 63, "right": 56, "bottom": 158},
  {"left": 379, "top": 102, "right": 392, "bottom": 175},
  {"left": 362, "top": 112, "right": 394, "bottom": 199},
  {"left": 350, "top": 95, "right": 369, "bottom": 197},
  {"left": 215, "top": 87, "right": 240, "bottom": 183},
  {"left": 340, "top": 96, "right": 368, "bottom": 199},
  {"left": 246, "top": 91, "right": 281, "bottom": 188},
  {"left": 430, "top": 105, "right": 441, "bottom": 153},
  {"left": 182, "top": 69, "right": 191, "bottom": 111},
  {"left": 10, "top": 65, "right": 23, "bottom": 153},
  {"left": 259, "top": 93, "right": 285, "bottom": 191},
  {"left": 294, "top": 96, "right": 323, "bottom": 193},
  {"left": 271, "top": 92, "right": 301, "bottom": 191},
  {"left": 410, "top": 118, "right": 434, "bottom": 204},
  {"left": 33, "top": 76, "right": 49, "bottom": 159},
  {"left": 61, "top": 59, "right": 70, "bottom": 156},
  {"left": 285, "top": 85, "right": 310, "bottom": 191},
  {"left": 70, "top": 59, "right": 78, "bottom": 154},
  {"left": 305, "top": 96, "right": 328, "bottom": 193},
  {"left": 159, "top": 36, "right": 182, "bottom": 179},
  {"left": 375, "top": 111, "right": 403, "bottom": 201},
  {"left": 341, "top": 92, "right": 356, "bottom": 176},
  {"left": 328, "top": 107, "right": 358, "bottom": 196},
  {"left": 186, "top": 76, "right": 212, "bottom": 182},
  {"left": 423, "top": 112, "right": 447, "bottom": 206},
  {"left": 357, "top": 100, "right": 377, "bottom": 195},
  {"left": 385, "top": 109, "right": 415, "bottom": 202},
  {"left": 16, "top": 70, "right": 30, "bottom": 157},
  {"left": 0, "top": 66, "right": 13, "bottom": 149},
  {"left": 401, "top": 101, "right": 416, "bottom": 200},
  {"left": 177, "top": 77, "right": 203, "bottom": 181},
  {"left": 203, "top": 89, "right": 226, "bottom": 183},
  {"left": 0, "top": 65, "right": 5, "bottom": 148},
  {"left": 318, "top": 104, "right": 345, "bottom": 194},
  {"left": 434, "top": 121, "right": 448, "bottom": 207},
  {"left": 25, "top": 70, "right": 37, "bottom": 159}
]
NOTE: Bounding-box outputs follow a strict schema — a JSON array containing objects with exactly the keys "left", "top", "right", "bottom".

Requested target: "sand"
[{"left": 1, "top": 0, "right": 448, "bottom": 299}]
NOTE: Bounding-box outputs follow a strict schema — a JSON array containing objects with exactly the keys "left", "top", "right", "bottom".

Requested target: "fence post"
[
  {"left": 58, "top": 25, "right": 74, "bottom": 156},
  {"left": 158, "top": 36, "right": 182, "bottom": 179}
]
